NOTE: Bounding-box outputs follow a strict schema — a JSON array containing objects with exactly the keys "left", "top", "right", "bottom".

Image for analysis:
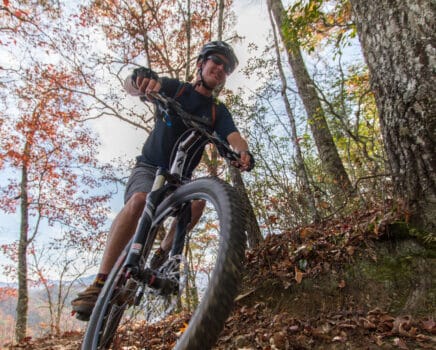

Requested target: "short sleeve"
[{"left": 214, "top": 103, "right": 238, "bottom": 140}]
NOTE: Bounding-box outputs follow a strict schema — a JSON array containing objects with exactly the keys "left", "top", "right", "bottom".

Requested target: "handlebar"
[
  {"left": 150, "top": 92, "right": 214, "bottom": 129},
  {"left": 148, "top": 92, "right": 241, "bottom": 163}
]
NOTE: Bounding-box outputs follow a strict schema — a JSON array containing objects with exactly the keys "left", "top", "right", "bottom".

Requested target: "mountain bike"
[{"left": 81, "top": 92, "right": 248, "bottom": 350}]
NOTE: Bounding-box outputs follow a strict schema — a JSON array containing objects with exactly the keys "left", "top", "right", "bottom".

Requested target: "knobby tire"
[{"left": 82, "top": 177, "right": 246, "bottom": 350}]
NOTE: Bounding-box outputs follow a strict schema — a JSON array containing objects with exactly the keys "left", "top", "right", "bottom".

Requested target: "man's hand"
[
  {"left": 226, "top": 132, "right": 254, "bottom": 171},
  {"left": 132, "top": 67, "right": 161, "bottom": 100},
  {"left": 232, "top": 150, "right": 255, "bottom": 172},
  {"left": 136, "top": 75, "right": 161, "bottom": 97}
]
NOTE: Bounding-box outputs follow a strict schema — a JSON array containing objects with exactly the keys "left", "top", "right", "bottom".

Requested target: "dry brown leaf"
[
  {"left": 360, "top": 317, "right": 377, "bottom": 329},
  {"left": 319, "top": 201, "right": 330, "bottom": 209},
  {"left": 393, "top": 337, "right": 409, "bottom": 349},
  {"left": 300, "top": 227, "right": 314, "bottom": 239},
  {"left": 338, "top": 279, "right": 346, "bottom": 288},
  {"left": 421, "top": 318, "right": 436, "bottom": 333},
  {"left": 346, "top": 246, "right": 355, "bottom": 255},
  {"left": 294, "top": 266, "right": 304, "bottom": 284},
  {"left": 175, "top": 322, "right": 189, "bottom": 337}
]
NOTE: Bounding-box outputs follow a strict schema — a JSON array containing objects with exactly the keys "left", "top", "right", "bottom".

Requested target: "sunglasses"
[{"left": 206, "top": 55, "right": 232, "bottom": 74}]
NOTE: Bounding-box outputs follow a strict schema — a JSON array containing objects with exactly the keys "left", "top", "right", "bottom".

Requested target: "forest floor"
[{"left": 5, "top": 206, "right": 436, "bottom": 349}]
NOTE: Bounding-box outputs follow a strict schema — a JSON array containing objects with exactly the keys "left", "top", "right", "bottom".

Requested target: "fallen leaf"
[
  {"left": 346, "top": 246, "right": 355, "bottom": 255},
  {"left": 175, "top": 322, "right": 189, "bottom": 337},
  {"left": 420, "top": 318, "right": 435, "bottom": 333},
  {"left": 300, "top": 227, "right": 314, "bottom": 239},
  {"left": 319, "top": 201, "right": 330, "bottom": 209},
  {"left": 393, "top": 337, "right": 408, "bottom": 349},
  {"left": 338, "top": 279, "right": 346, "bottom": 288},
  {"left": 295, "top": 266, "right": 304, "bottom": 284}
]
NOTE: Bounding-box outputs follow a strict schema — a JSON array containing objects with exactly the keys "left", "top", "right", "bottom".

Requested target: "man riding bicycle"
[{"left": 71, "top": 41, "right": 254, "bottom": 321}]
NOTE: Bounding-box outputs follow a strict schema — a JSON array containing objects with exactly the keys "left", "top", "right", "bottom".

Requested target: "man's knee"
[{"left": 125, "top": 192, "right": 147, "bottom": 217}]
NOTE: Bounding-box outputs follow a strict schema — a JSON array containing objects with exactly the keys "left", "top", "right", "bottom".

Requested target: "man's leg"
[
  {"left": 71, "top": 192, "right": 147, "bottom": 319},
  {"left": 161, "top": 199, "right": 206, "bottom": 250},
  {"left": 150, "top": 199, "right": 206, "bottom": 269},
  {"left": 99, "top": 192, "right": 147, "bottom": 273}
]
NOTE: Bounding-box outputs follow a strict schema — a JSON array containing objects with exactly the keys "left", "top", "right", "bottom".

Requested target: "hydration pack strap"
[{"left": 174, "top": 83, "right": 216, "bottom": 127}]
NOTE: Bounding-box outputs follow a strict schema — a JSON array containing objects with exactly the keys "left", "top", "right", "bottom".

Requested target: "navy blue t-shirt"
[{"left": 137, "top": 77, "right": 238, "bottom": 176}]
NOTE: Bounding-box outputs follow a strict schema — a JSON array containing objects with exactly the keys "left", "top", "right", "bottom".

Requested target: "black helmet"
[{"left": 198, "top": 41, "right": 239, "bottom": 73}]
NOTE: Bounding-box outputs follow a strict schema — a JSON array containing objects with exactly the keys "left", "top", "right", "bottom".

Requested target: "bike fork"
[
  {"left": 123, "top": 168, "right": 171, "bottom": 270},
  {"left": 171, "top": 204, "right": 192, "bottom": 256}
]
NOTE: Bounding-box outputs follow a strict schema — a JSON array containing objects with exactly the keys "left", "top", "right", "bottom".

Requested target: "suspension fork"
[
  {"left": 170, "top": 130, "right": 201, "bottom": 174},
  {"left": 171, "top": 204, "right": 192, "bottom": 256},
  {"left": 166, "top": 130, "right": 201, "bottom": 257},
  {"left": 123, "top": 168, "right": 174, "bottom": 271}
]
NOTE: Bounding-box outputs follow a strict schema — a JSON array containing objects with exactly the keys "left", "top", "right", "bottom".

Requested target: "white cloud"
[
  {"left": 229, "top": 0, "right": 270, "bottom": 91},
  {"left": 90, "top": 115, "right": 145, "bottom": 164}
]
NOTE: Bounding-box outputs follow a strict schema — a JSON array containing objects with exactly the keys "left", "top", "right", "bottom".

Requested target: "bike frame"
[
  {"left": 122, "top": 92, "right": 239, "bottom": 279},
  {"left": 83, "top": 92, "right": 247, "bottom": 350},
  {"left": 123, "top": 131, "right": 198, "bottom": 273}
]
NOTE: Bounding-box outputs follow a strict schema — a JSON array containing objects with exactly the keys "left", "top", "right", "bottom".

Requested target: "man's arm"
[{"left": 226, "top": 131, "right": 254, "bottom": 171}]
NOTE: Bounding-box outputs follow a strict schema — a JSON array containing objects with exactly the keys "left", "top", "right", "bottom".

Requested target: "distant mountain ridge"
[
  {"left": 0, "top": 274, "right": 96, "bottom": 290},
  {"left": 0, "top": 281, "right": 16, "bottom": 288}
]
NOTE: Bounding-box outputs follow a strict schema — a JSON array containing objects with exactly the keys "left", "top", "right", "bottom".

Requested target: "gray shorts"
[{"left": 124, "top": 163, "right": 158, "bottom": 204}]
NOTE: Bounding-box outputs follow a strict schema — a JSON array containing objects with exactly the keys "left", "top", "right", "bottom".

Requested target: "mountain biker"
[{"left": 71, "top": 41, "right": 254, "bottom": 321}]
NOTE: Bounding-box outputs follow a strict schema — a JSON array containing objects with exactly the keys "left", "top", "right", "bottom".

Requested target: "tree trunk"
[
  {"left": 217, "top": 0, "right": 225, "bottom": 40},
  {"left": 15, "top": 162, "right": 29, "bottom": 342},
  {"left": 184, "top": 0, "right": 192, "bottom": 81},
  {"left": 217, "top": 0, "right": 263, "bottom": 247},
  {"left": 268, "top": 1, "right": 319, "bottom": 223},
  {"left": 229, "top": 166, "right": 263, "bottom": 248},
  {"left": 349, "top": 0, "right": 436, "bottom": 232},
  {"left": 268, "top": 0, "right": 354, "bottom": 198}
]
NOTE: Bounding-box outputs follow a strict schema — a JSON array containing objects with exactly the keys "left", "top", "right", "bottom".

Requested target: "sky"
[
  {"left": 0, "top": 0, "right": 271, "bottom": 283},
  {"left": 92, "top": 0, "right": 270, "bottom": 164}
]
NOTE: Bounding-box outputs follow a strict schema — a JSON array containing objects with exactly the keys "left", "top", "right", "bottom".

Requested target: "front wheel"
[{"left": 82, "top": 177, "right": 247, "bottom": 350}]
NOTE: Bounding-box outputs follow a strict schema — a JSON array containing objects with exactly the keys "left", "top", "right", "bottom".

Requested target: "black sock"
[{"left": 93, "top": 273, "right": 108, "bottom": 287}]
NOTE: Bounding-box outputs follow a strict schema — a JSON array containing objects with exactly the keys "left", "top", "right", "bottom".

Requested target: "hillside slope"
[{"left": 7, "top": 207, "right": 435, "bottom": 349}]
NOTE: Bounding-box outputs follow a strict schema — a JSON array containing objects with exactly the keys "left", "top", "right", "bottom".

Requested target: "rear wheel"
[{"left": 82, "top": 177, "right": 246, "bottom": 350}]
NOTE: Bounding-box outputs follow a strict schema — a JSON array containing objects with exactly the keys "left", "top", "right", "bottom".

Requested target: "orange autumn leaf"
[
  {"left": 295, "top": 266, "right": 304, "bottom": 284},
  {"left": 175, "top": 322, "right": 189, "bottom": 337}
]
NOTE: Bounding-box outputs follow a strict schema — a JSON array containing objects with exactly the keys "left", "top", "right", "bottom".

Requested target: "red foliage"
[
  {"left": 0, "top": 286, "right": 17, "bottom": 300},
  {"left": 0, "top": 64, "right": 111, "bottom": 230},
  {"left": 79, "top": 0, "right": 223, "bottom": 75}
]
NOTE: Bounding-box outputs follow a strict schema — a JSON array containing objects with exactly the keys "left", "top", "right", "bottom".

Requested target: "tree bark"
[
  {"left": 217, "top": 0, "right": 263, "bottom": 247},
  {"left": 268, "top": 0, "right": 354, "bottom": 198},
  {"left": 184, "top": 0, "right": 192, "bottom": 81},
  {"left": 268, "top": 2, "right": 319, "bottom": 222},
  {"left": 15, "top": 160, "right": 29, "bottom": 342},
  {"left": 229, "top": 166, "right": 263, "bottom": 248},
  {"left": 349, "top": 0, "right": 436, "bottom": 231}
]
